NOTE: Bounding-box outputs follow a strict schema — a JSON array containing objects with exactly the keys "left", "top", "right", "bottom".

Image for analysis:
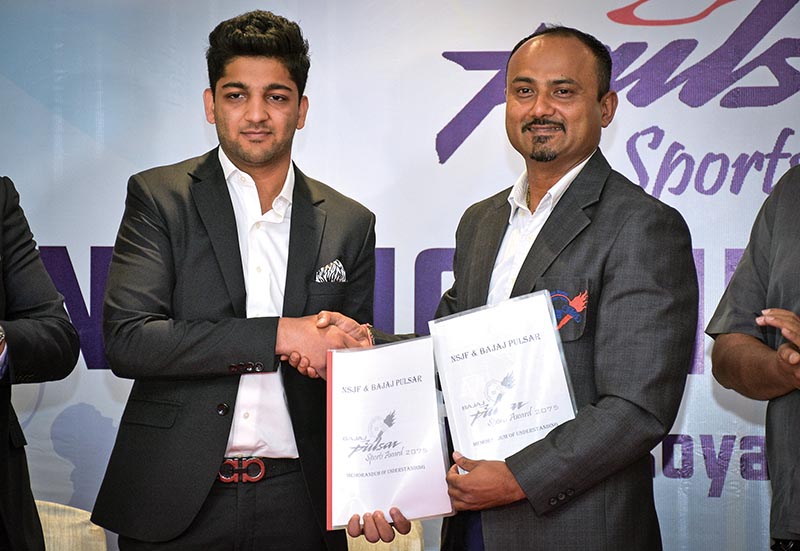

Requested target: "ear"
[
  {"left": 599, "top": 90, "right": 618, "bottom": 128},
  {"left": 203, "top": 88, "right": 216, "bottom": 124},
  {"left": 296, "top": 95, "right": 309, "bottom": 130}
]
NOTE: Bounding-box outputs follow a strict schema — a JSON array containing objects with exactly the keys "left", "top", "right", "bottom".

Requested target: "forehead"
[
  {"left": 506, "top": 34, "right": 598, "bottom": 88},
  {"left": 217, "top": 56, "right": 297, "bottom": 91}
]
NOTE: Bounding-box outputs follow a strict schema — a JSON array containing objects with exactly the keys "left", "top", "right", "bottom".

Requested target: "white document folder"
[
  {"left": 429, "top": 290, "right": 577, "bottom": 462},
  {"left": 326, "top": 337, "right": 453, "bottom": 530}
]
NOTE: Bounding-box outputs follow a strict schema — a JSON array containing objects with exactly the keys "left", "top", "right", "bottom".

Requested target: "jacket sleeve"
[
  {"left": 102, "top": 174, "right": 279, "bottom": 380},
  {"left": 0, "top": 176, "right": 80, "bottom": 385}
]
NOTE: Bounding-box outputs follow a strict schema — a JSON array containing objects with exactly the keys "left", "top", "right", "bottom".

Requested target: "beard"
[
  {"left": 522, "top": 118, "right": 562, "bottom": 162},
  {"left": 528, "top": 136, "right": 558, "bottom": 162}
]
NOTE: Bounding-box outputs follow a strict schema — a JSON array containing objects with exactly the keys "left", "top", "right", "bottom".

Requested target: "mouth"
[
  {"left": 241, "top": 129, "right": 272, "bottom": 140},
  {"left": 522, "top": 120, "right": 564, "bottom": 134}
]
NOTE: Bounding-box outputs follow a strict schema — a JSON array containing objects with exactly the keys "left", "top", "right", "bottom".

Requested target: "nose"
[
  {"left": 244, "top": 97, "right": 269, "bottom": 123},
  {"left": 528, "top": 92, "right": 555, "bottom": 119}
]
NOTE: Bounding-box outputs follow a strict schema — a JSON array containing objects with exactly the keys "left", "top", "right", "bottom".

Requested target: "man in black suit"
[
  {"left": 91, "top": 10, "right": 375, "bottom": 551},
  {"left": 0, "top": 176, "right": 80, "bottom": 551}
]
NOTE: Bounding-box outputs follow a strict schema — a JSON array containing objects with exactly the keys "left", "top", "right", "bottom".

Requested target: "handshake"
[
  {"left": 276, "top": 311, "right": 371, "bottom": 381},
  {"left": 276, "top": 312, "right": 414, "bottom": 543}
]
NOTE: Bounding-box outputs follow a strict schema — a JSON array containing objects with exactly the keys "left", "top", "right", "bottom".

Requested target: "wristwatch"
[{"left": 0, "top": 324, "right": 5, "bottom": 348}]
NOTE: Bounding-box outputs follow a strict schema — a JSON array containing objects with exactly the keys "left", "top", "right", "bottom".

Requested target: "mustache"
[{"left": 522, "top": 118, "right": 565, "bottom": 132}]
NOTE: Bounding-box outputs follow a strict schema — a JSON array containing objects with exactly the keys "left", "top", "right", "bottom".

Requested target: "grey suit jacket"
[
  {"left": 438, "top": 151, "right": 698, "bottom": 551},
  {"left": 0, "top": 176, "right": 80, "bottom": 550},
  {"left": 92, "top": 150, "right": 375, "bottom": 550}
]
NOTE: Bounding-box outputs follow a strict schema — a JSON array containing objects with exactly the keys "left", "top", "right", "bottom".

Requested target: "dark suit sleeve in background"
[{"left": 0, "top": 176, "right": 79, "bottom": 385}]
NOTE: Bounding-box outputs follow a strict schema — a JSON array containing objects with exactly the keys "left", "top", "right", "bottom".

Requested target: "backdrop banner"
[{"left": 2, "top": 1, "right": 797, "bottom": 549}]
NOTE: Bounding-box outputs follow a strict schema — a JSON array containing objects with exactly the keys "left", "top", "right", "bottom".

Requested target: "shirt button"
[
  {"left": 243, "top": 412, "right": 250, "bottom": 419},
  {"left": 216, "top": 403, "right": 230, "bottom": 416},
  {"left": 256, "top": 266, "right": 262, "bottom": 273}
]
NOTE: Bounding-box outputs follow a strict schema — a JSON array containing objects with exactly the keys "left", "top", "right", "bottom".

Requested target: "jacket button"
[
  {"left": 566, "top": 488, "right": 574, "bottom": 496},
  {"left": 549, "top": 497, "right": 558, "bottom": 506},
  {"left": 558, "top": 492, "right": 566, "bottom": 501},
  {"left": 216, "top": 403, "right": 230, "bottom": 416},
  {"left": 254, "top": 362, "right": 264, "bottom": 372}
]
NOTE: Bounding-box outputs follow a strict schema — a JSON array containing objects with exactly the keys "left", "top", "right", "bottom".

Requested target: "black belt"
[{"left": 218, "top": 457, "right": 300, "bottom": 483}]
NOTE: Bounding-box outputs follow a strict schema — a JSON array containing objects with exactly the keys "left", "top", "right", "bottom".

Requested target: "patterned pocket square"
[{"left": 315, "top": 259, "right": 347, "bottom": 283}]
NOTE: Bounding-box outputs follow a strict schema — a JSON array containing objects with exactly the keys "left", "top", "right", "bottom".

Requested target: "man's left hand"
[{"left": 446, "top": 451, "right": 526, "bottom": 510}]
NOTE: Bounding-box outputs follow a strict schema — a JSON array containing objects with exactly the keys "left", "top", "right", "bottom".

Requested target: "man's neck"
[
  {"left": 524, "top": 153, "right": 593, "bottom": 211},
  {"left": 236, "top": 157, "right": 292, "bottom": 215},
  {"left": 525, "top": 163, "right": 566, "bottom": 211}
]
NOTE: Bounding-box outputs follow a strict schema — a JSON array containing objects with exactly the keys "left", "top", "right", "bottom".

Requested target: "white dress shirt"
[
  {"left": 486, "top": 154, "right": 594, "bottom": 306},
  {"left": 219, "top": 148, "right": 299, "bottom": 458}
]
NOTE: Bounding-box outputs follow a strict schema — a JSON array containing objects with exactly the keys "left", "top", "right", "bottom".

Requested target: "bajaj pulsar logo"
[
  {"left": 347, "top": 411, "right": 403, "bottom": 462},
  {"left": 435, "top": 0, "right": 799, "bottom": 163}
]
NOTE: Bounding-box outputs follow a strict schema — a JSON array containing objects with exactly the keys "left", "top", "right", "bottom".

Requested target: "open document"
[
  {"left": 326, "top": 337, "right": 453, "bottom": 530},
  {"left": 429, "top": 290, "right": 577, "bottom": 462}
]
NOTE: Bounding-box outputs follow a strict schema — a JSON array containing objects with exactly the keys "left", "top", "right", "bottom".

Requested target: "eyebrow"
[
  {"left": 220, "top": 81, "right": 295, "bottom": 93},
  {"left": 510, "top": 76, "right": 579, "bottom": 87}
]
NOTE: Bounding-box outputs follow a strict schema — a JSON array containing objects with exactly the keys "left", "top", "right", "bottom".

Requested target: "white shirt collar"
[
  {"left": 217, "top": 147, "right": 294, "bottom": 219},
  {"left": 506, "top": 150, "right": 596, "bottom": 223}
]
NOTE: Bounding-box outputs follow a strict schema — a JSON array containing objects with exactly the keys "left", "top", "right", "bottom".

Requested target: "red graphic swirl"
[{"left": 608, "top": 0, "right": 736, "bottom": 26}]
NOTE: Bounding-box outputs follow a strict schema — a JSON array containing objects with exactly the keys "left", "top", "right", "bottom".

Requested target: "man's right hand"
[
  {"left": 276, "top": 310, "right": 372, "bottom": 380},
  {"left": 276, "top": 314, "right": 371, "bottom": 380}
]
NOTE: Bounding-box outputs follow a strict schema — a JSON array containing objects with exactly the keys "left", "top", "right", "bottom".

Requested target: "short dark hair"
[
  {"left": 206, "top": 10, "right": 310, "bottom": 97},
  {"left": 507, "top": 25, "right": 612, "bottom": 100}
]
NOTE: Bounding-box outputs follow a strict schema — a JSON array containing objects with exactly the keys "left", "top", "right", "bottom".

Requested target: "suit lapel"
[
  {"left": 283, "top": 165, "right": 325, "bottom": 317},
  {"left": 509, "top": 151, "right": 610, "bottom": 298},
  {"left": 189, "top": 150, "right": 247, "bottom": 317},
  {"left": 467, "top": 194, "right": 511, "bottom": 309}
]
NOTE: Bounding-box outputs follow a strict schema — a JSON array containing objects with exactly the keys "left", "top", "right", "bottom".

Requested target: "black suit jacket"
[
  {"left": 91, "top": 150, "right": 375, "bottom": 550},
  {"left": 0, "top": 176, "right": 80, "bottom": 550},
  {"left": 434, "top": 151, "right": 698, "bottom": 550}
]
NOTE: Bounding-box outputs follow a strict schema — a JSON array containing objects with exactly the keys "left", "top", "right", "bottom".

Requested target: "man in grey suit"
[
  {"left": 308, "top": 26, "right": 698, "bottom": 550},
  {"left": 0, "top": 176, "right": 80, "bottom": 551},
  {"left": 92, "top": 11, "right": 374, "bottom": 551}
]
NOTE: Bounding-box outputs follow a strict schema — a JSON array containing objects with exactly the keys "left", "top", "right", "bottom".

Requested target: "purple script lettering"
[
  {"left": 436, "top": 0, "right": 799, "bottom": 163},
  {"left": 627, "top": 126, "right": 799, "bottom": 198}
]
